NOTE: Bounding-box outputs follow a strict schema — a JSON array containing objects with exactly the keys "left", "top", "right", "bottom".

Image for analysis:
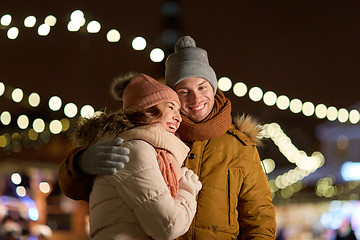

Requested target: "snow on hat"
[
  {"left": 111, "top": 73, "right": 180, "bottom": 112},
  {"left": 165, "top": 36, "right": 217, "bottom": 95}
]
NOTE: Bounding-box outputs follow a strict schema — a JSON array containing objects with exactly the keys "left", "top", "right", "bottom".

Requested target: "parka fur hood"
[
  {"left": 72, "top": 111, "right": 135, "bottom": 147},
  {"left": 233, "top": 114, "right": 263, "bottom": 146}
]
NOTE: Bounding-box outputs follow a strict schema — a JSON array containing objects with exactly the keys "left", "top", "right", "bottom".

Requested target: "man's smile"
[{"left": 188, "top": 102, "right": 206, "bottom": 111}]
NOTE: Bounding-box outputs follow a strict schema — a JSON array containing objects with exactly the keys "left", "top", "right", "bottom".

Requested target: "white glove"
[
  {"left": 78, "top": 138, "right": 130, "bottom": 175},
  {"left": 179, "top": 168, "right": 202, "bottom": 196}
]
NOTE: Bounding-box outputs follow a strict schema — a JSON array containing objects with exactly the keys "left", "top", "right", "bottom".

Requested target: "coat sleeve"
[
  {"left": 58, "top": 146, "right": 94, "bottom": 202},
  {"left": 111, "top": 140, "right": 197, "bottom": 240},
  {"left": 237, "top": 146, "right": 276, "bottom": 239}
]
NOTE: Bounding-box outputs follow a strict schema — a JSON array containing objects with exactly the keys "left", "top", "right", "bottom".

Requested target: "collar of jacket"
[{"left": 230, "top": 114, "right": 263, "bottom": 146}]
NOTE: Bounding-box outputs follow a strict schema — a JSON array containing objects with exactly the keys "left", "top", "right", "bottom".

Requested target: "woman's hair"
[
  {"left": 73, "top": 105, "right": 163, "bottom": 147},
  {"left": 126, "top": 105, "right": 162, "bottom": 127}
]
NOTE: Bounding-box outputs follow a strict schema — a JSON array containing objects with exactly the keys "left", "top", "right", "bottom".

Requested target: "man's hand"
[
  {"left": 78, "top": 138, "right": 130, "bottom": 175},
  {"left": 179, "top": 168, "right": 202, "bottom": 196}
]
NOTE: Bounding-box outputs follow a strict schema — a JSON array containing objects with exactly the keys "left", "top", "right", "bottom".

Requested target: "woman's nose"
[{"left": 174, "top": 112, "right": 182, "bottom": 123}]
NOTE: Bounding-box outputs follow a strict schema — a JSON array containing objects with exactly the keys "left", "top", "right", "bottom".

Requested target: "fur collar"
[
  {"left": 73, "top": 112, "right": 134, "bottom": 147},
  {"left": 233, "top": 114, "right": 263, "bottom": 146}
]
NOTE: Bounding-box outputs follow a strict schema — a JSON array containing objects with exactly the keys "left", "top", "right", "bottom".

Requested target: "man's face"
[{"left": 174, "top": 77, "right": 215, "bottom": 122}]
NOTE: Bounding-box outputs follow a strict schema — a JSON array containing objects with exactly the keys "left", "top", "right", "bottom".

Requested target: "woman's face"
[{"left": 155, "top": 100, "right": 182, "bottom": 134}]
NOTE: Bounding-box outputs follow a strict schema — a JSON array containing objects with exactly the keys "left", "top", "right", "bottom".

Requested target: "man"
[{"left": 59, "top": 36, "right": 276, "bottom": 239}]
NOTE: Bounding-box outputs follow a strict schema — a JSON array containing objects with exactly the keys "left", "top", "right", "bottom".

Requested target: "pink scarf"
[{"left": 156, "top": 149, "right": 181, "bottom": 198}]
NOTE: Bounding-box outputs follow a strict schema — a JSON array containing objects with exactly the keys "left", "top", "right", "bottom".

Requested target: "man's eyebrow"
[
  {"left": 198, "top": 80, "right": 208, "bottom": 86},
  {"left": 168, "top": 102, "right": 175, "bottom": 106},
  {"left": 177, "top": 80, "right": 208, "bottom": 90}
]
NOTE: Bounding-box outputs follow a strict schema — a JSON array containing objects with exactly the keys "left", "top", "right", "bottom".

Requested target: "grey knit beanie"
[{"left": 165, "top": 36, "right": 217, "bottom": 95}]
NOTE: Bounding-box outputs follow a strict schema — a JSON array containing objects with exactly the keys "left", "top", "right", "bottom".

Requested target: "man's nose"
[{"left": 189, "top": 91, "right": 200, "bottom": 102}]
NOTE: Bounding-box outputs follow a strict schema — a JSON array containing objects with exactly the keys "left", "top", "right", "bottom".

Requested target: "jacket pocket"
[{"left": 227, "top": 168, "right": 243, "bottom": 228}]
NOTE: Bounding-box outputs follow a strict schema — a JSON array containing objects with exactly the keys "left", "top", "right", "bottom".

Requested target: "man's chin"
[
  {"left": 184, "top": 108, "right": 209, "bottom": 122},
  {"left": 188, "top": 114, "right": 206, "bottom": 123}
]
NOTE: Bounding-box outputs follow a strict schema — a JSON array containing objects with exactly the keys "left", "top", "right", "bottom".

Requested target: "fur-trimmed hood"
[
  {"left": 233, "top": 114, "right": 263, "bottom": 146},
  {"left": 73, "top": 111, "right": 135, "bottom": 147}
]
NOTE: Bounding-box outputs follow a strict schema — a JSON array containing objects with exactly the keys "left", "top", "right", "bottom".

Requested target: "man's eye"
[{"left": 169, "top": 106, "right": 174, "bottom": 110}]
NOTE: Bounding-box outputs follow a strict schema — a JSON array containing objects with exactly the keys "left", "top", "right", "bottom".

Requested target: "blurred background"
[{"left": 0, "top": 1, "right": 359, "bottom": 239}]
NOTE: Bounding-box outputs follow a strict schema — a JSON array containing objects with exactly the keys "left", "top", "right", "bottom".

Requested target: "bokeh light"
[
  {"left": 87, "top": 20, "right": 101, "bottom": 33},
  {"left": 218, "top": 77, "right": 232, "bottom": 92},
  {"left": 132, "top": 36, "right": 147, "bottom": 50},
  {"left": 11, "top": 88, "right": 23, "bottom": 102},
  {"left": 64, "top": 103, "right": 78, "bottom": 118},
  {"left": 263, "top": 91, "right": 277, "bottom": 106},
  {"left": 38, "top": 24, "right": 51, "bottom": 36},
  {"left": 327, "top": 106, "right": 338, "bottom": 121},
  {"left": 289, "top": 99, "right": 302, "bottom": 114},
  {"left": 28, "top": 93, "right": 41, "bottom": 107},
  {"left": 150, "top": 48, "right": 165, "bottom": 62},
  {"left": 49, "top": 120, "right": 62, "bottom": 134},
  {"left": 249, "top": 87, "right": 263, "bottom": 102},
  {"left": 33, "top": 118, "right": 45, "bottom": 133},
  {"left": 1, "top": 14, "right": 12, "bottom": 26},
  {"left": 0, "top": 82, "right": 4, "bottom": 96},
  {"left": 106, "top": 29, "right": 120, "bottom": 42},
  {"left": 233, "top": 82, "right": 247, "bottom": 97},
  {"left": 17, "top": 115, "right": 29, "bottom": 129},
  {"left": 7, "top": 27, "right": 19, "bottom": 39},
  {"left": 67, "top": 21, "right": 81, "bottom": 32},
  {"left": 16, "top": 186, "right": 26, "bottom": 197},
  {"left": 337, "top": 108, "right": 349, "bottom": 123},
  {"left": 80, "top": 105, "right": 95, "bottom": 118},
  {"left": 44, "top": 15, "right": 57, "bottom": 26},
  {"left": 11, "top": 173, "right": 22, "bottom": 185},
  {"left": 39, "top": 182, "right": 51, "bottom": 193},
  {"left": 276, "top": 95, "right": 290, "bottom": 110},
  {"left": 315, "top": 104, "right": 327, "bottom": 119},
  {"left": 24, "top": 16, "right": 36, "bottom": 27},
  {"left": 48, "top": 96, "right": 62, "bottom": 111},
  {"left": 1, "top": 111, "right": 11, "bottom": 125},
  {"left": 349, "top": 109, "right": 360, "bottom": 124},
  {"left": 302, "top": 101, "right": 315, "bottom": 117}
]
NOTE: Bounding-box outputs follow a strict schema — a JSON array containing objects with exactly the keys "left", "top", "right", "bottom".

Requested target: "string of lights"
[
  {"left": 1, "top": 10, "right": 166, "bottom": 62},
  {"left": 218, "top": 77, "right": 360, "bottom": 125},
  {"left": 262, "top": 122, "right": 325, "bottom": 196},
  {"left": 1, "top": 10, "right": 359, "bottom": 124}
]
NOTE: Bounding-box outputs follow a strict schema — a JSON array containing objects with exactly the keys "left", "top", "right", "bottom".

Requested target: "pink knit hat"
[{"left": 111, "top": 73, "right": 180, "bottom": 112}]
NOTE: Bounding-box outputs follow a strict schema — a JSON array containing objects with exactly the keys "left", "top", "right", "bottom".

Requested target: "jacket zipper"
[{"left": 227, "top": 170, "right": 231, "bottom": 225}]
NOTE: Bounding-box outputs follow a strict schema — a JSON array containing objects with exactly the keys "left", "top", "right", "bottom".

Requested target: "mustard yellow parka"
[{"left": 58, "top": 115, "right": 276, "bottom": 239}]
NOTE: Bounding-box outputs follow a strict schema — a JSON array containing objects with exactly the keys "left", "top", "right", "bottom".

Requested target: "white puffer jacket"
[{"left": 89, "top": 126, "right": 196, "bottom": 240}]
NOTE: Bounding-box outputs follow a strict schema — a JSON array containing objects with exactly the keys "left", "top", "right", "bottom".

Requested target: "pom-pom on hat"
[
  {"left": 111, "top": 73, "right": 180, "bottom": 113},
  {"left": 165, "top": 36, "right": 217, "bottom": 95}
]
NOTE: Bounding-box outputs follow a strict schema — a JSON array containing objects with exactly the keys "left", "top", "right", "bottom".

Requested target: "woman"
[{"left": 73, "top": 73, "right": 202, "bottom": 240}]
